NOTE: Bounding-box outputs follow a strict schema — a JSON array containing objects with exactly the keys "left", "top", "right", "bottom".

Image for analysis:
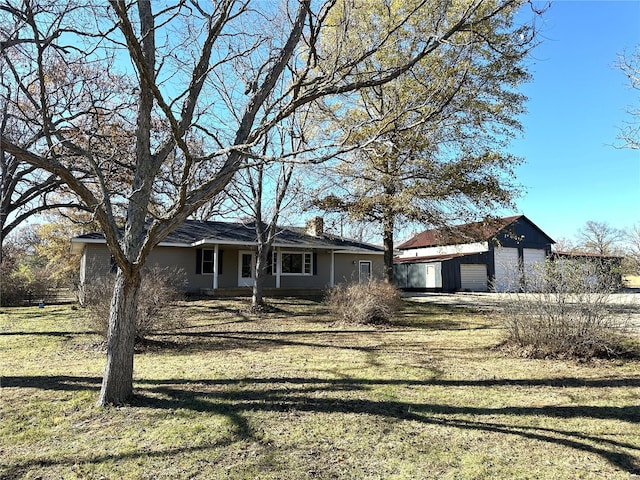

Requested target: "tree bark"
[
  {"left": 96, "top": 268, "right": 141, "bottom": 406},
  {"left": 382, "top": 173, "right": 396, "bottom": 284},
  {"left": 252, "top": 244, "right": 270, "bottom": 311},
  {"left": 382, "top": 212, "right": 395, "bottom": 284}
]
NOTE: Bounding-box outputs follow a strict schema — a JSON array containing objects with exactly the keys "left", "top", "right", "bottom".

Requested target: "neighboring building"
[
  {"left": 72, "top": 218, "right": 384, "bottom": 295},
  {"left": 394, "top": 215, "right": 555, "bottom": 292},
  {"left": 551, "top": 250, "right": 624, "bottom": 288}
]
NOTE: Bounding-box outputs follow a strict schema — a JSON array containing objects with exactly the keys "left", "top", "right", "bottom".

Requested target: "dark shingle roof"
[{"left": 72, "top": 219, "right": 383, "bottom": 253}]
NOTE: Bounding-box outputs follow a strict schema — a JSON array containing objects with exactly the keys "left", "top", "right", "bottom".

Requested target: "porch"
[{"left": 199, "top": 287, "right": 327, "bottom": 298}]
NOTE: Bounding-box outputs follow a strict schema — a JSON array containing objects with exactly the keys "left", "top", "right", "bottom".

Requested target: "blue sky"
[{"left": 508, "top": 0, "right": 640, "bottom": 242}]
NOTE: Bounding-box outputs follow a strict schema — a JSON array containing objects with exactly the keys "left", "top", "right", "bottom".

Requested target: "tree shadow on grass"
[
  {"left": 1, "top": 434, "right": 240, "bottom": 480},
  {"left": 396, "top": 301, "right": 496, "bottom": 330},
  {"left": 7, "top": 373, "right": 640, "bottom": 391},
  {"left": 139, "top": 376, "right": 640, "bottom": 474},
  {"left": 0, "top": 330, "right": 96, "bottom": 337},
  {"left": 3, "top": 374, "right": 640, "bottom": 475},
  {"left": 141, "top": 328, "right": 389, "bottom": 354}
]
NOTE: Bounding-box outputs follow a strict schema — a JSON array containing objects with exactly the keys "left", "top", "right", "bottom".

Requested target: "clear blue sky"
[{"left": 509, "top": 0, "right": 640, "bottom": 242}]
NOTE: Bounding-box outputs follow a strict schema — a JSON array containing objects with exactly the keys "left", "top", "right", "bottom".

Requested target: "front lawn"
[{"left": 1, "top": 298, "right": 639, "bottom": 479}]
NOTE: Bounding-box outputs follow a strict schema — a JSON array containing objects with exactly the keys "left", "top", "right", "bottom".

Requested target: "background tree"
[
  {"left": 0, "top": 68, "right": 83, "bottom": 256},
  {"left": 312, "top": 0, "right": 540, "bottom": 282},
  {"left": 551, "top": 237, "right": 577, "bottom": 254},
  {"left": 1, "top": 224, "right": 52, "bottom": 306},
  {"left": 616, "top": 47, "right": 640, "bottom": 150},
  {"left": 576, "top": 220, "right": 625, "bottom": 256},
  {"left": 229, "top": 130, "right": 308, "bottom": 312},
  {"left": 230, "top": 159, "right": 297, "bottom": 311},
  {"left": 623, "top": 222, "right": 640, "bottom": 275},
  {"left": 1, "top": 0, "right": 536, "bottom": 406},
  {"left": 33, "top": 211, "right": 97, "bottom": 288}
]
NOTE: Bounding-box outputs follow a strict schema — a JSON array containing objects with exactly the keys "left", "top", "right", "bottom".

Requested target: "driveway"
[{"left": 402, "top": 291, "right": 640, "bottom": 332}]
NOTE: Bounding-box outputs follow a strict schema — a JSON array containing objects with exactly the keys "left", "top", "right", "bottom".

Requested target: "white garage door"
[
  {"left": 494, "top": 247, "right": 519, "bottom": 292},
  {"left": 460, "top": 264, "right": 488, "bottom": 292},
  {"left": 523, "top": 248, "right": 546, "bottom": 290}
]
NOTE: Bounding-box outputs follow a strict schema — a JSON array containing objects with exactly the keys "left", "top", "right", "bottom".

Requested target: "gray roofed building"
[{"left": 72, "top": 217, "right": 385, "bottom": 296}]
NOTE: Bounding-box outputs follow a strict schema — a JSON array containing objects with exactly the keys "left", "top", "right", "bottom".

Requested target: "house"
[
  {"left": 71, "top": 217, "right": 384, "bottom": 296},
  {"left": 394, "top": 215, "right": 555, "bottom": 292}
]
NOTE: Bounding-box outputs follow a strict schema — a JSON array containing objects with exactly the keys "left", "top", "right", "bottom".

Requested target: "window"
[
  {"left": 196, "top": 248, "right": 223, "bottom": 275},
  {"left": 273, "top": 251, "right": 312, "bottom": 275},
  {"left": 202, "top": 249, "right": 215, "bottom": 274}
]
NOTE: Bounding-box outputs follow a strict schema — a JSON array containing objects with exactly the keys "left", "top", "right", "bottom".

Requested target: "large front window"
[{"left": 274, "top": 251, "right": 312, "bottom": 275}]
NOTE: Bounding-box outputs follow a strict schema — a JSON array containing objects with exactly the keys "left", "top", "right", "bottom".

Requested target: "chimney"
[{"left": 306, "top": 216, "right": 324, "bottom": 237}]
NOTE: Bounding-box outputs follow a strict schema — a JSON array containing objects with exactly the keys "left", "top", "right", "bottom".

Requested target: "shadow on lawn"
[
  {"left": 0, "top": 330, "right": 96, "bottom": 337},
  {"left": 3, "top": 374, "right": 640, "bottom": 475},
  {"left": 140, "top": 376, "right": 640, "bottom": 475},
  {"left": 1, "top": 434, "right": 238, "bottom": 480},
  {"left": 143, "top": 328, "right": 389, "bottom": 354}
]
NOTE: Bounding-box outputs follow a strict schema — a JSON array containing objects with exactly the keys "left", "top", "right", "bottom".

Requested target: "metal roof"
[{"left": 396, "top": 215, "right": 555, "bottom": 250}]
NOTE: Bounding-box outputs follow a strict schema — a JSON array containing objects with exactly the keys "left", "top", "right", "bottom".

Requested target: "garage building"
[{"left": 394, "top": 215, "right": 555, "bottom": 292}]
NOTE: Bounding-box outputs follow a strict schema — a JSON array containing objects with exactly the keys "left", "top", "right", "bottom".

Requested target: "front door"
[
  {"left": 238, "top": 251, "right": 255, "bottom": 287},
  {"left": 359, "top": 261, "right": 372, "bottom": 284}
]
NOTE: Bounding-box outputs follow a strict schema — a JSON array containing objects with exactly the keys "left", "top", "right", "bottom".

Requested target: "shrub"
[
  {"left": 1, "top": 260, "right": 52, "bottom": 307},
  {"left": 325, "top": 280, "right": 401, "bottom": 325},
  {"left": 82, "top": 267, "right": 187, "bottom": 342},
  {"left": 501, "top": 259, "right": 635, "bottom": 359}
]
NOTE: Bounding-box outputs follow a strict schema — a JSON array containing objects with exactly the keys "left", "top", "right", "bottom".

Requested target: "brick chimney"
[{"left": 306, "top": 216, "right": 324, "bottom": 237}]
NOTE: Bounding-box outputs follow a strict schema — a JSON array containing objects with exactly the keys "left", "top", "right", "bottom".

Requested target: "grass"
[{"left": 1, "top": 297, "right": 639, "bottom": 479}]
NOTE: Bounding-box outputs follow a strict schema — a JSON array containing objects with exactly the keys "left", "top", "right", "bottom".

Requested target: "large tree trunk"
[
  {"left": 252, "top": 245, "right": 270, "bottom": 311},
  {"left": 96, "top": 268, "right": 141, "bottom": 406},
  {"left": 382, "top": 204, "right": 395, "bottom": 284}
]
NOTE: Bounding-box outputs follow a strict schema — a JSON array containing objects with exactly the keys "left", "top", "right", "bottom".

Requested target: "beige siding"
[
  {"left": 333, "top": 253, "right": 384, "bottom": 285},
  {"left": 82, "top": 244, "right": 113, "bottom": 280},
  {"left": 81, "top": 244, "right": 206, "bottom": 292},
  {"left": 79, "top": 243, "right": 384, "bottom": 293},
  {"left": 148, "top": 247, "right": 204, "bottom": 291}
]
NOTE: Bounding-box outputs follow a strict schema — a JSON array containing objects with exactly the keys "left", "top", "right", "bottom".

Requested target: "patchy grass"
[{"left": 1, "top": 297, "right": 639, "bottom": 479}]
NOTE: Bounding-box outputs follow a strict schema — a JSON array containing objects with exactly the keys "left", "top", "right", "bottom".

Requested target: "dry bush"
[
  {"left": 82, "top": 267, "right": 187, "bottom": 342},
  {"left": 502, "top": 259, "right": 635, "bottom": 359},
  {"left": 325, "top": 280, "right": 401, "bottom": 325}
]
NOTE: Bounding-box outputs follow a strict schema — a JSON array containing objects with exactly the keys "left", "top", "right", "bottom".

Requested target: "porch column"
[
  {"left": 330, "top": 250, "right": 335, "bottom": 287},
  {"left": 276, "top": 247, "right": 281, "bottom": 289},
  {"left": 213, "top": 244, "right": 219, "bottom": 290}
]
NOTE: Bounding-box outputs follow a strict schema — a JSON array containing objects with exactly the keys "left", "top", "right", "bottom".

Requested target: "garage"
[
  {"left": 395, "top": 216, "right": 555, "bottom": 293},
  {"left": 494, "top": 247, "right": 519, "bottom": 292},
  {"left": 523, "top": 248, "right": 546, "bottom": 290},
  {"left": 460, "top": 264, "right": 488, "bottom": 291}
]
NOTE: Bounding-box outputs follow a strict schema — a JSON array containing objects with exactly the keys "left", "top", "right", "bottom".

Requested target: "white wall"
[{"left": 397, "top": 242, "right": 488, "bottom": 258}]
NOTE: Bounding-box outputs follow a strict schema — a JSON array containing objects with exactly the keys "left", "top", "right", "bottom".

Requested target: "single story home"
[
  {"left": 71, "top": 217, "right": 385, "bottom": 295},
  {"left": 394, "top": 215, "right": 555, "bottom": 292}
]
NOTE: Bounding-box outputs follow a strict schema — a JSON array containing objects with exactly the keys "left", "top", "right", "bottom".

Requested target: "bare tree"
[
  {"left": 616, "top": 47, "right": 640, "bottom": 150},
  {"left": 1, "top": 0, "right": 536, "bottom": 406},
  {"left": 623, "top": 222, "right": 640, "bottom": 275},
  {"left": 576, "top": 220, "right": 625, "bottom": 256},
  {"left": 0, "top": 60, "right": 87, "bottom": 307},
  {"left": 551, "top": 237, "right": 577, "bottom": 254},
  {"left": 234, "top": 160, "right": 297, "bottom": 311}
]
